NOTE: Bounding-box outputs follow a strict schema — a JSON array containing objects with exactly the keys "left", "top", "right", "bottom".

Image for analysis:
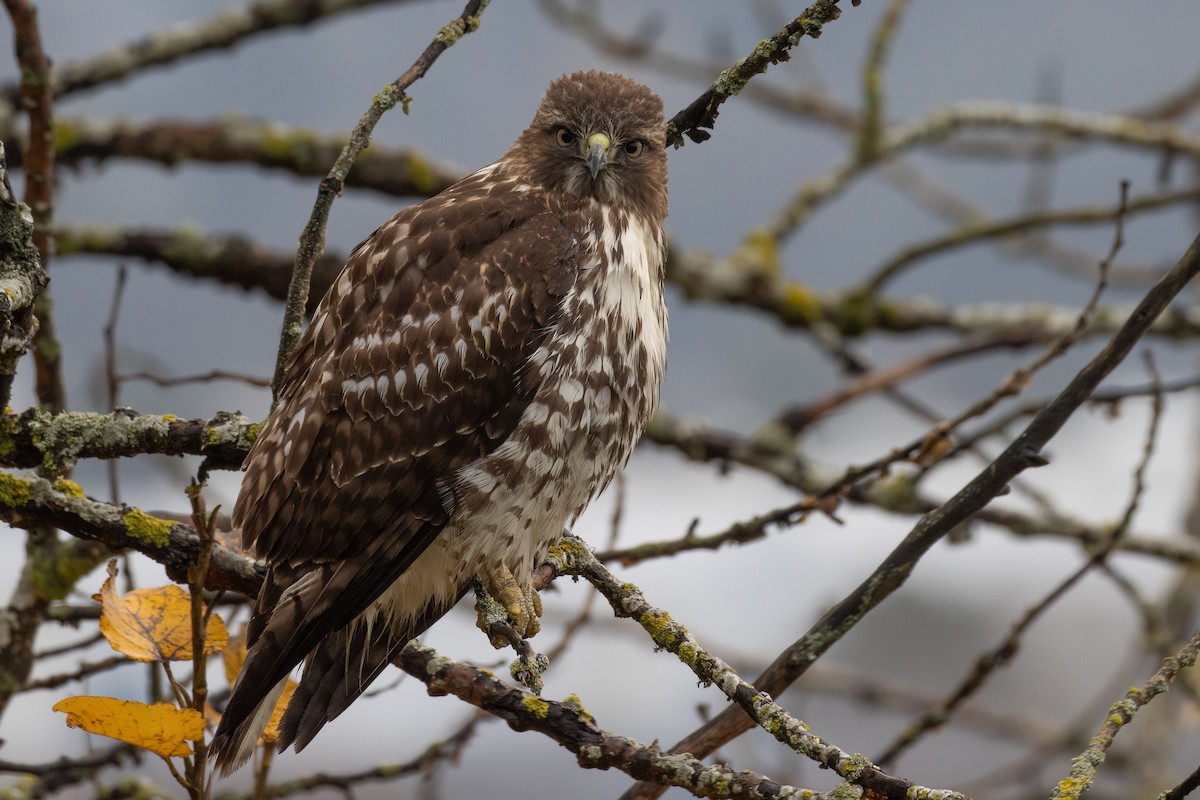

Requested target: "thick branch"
[
  {"left": 0, "top": 143, "right": 46, "bottom": 408},
  {"left": 669, "top": 247, "right": 1200, "bottom": 340},
  {"left": 0, "top": 408, "right": 256, "bottom": 471},
  {"left": 54, "top": 224, "right": 345, "bottom": 315},
  {"left": 55, "top": 222, "right": 1200, "bottom": 344},
  {"left": 0, "top": 471, "right": 261, "bottom": 595}
]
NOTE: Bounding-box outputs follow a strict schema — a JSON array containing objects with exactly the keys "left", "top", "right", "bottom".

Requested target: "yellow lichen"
[
  {"left": 561, "top": 693, "right": 594, "bottom": 724},
  {"left": 638, "top": 609, "right": 678, "bottom": 647},
  {"left": 0, "top": 471, "right": 33, "bottom": 507},
  {"left": 121, "top": 508, "right": 174, "bottom": 548},
  {"left": 780, "top": 282, "right": 822, "bottom": 323},
  {"left": 521, "top": 695, "right": 550, "bottom": 718},
  {"left": 405, "top": 152, "right": 441, "bottom": 195},
  {"left": 53, "top": 478, "right": 86, "bottom": 498},
  {"left": 739, "top": 228, "right": 780, "bottom": 276}
]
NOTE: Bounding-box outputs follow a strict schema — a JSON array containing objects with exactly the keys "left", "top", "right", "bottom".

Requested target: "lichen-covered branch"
[
  {"left": 669, "top": 246, "right": 1200, "bottom": 340},
  {"left": 856, "top": 0, "right": 908, "bottom": 161},
  {"left": 0, "top": 408, "right": 257, "bottom": 472},
  {"left": 395, "top": 641, "right": 825, "bottom": 800},
  {"left": 546, "top": 536, "right": 970, "bottom": 800},
  {"left": 53, "top": 221, "right": 1197, "bottom": 346},
  {"left": 1051, "top": 626, "right": 1200, "bottom": 799},
  {"left": 54, "top": 224, "right": 345, "bottom": 315},
  {"left": 0, "top": 115, "right": 462, "bottom": 199},
  {"left": 0, "top": 142, "right": 46, "bottom": 409},
  {"left": 4, "top": 0, "right": 64, "bottom": 414},
  {"left": 0, "top": 470, "right": 261, "bottom": 595}
]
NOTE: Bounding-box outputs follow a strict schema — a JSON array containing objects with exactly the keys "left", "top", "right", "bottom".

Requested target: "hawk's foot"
[{"left": 475, "top": 563, "right": 542, "bottom": 648}]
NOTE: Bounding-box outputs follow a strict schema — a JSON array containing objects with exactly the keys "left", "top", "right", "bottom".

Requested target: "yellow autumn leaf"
[
  {"left": 222, "top": 627, "right": 248, "bottom": 685},
  {"left": 221, "top": 627, "right": 298, "bottom": 746},
  {"left": 97, "top": 561, "right": 228, "bottom": 662},
  {"left": 53, "top": 696, "right": 203, "bottom": 758}
]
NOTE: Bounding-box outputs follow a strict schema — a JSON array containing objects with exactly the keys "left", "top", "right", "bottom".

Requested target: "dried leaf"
[
  {"left": 53, "top": 696, "right": 203, "bottom": 758},
  {"left": 222, "top": 627, "right": 248, "bottom": 685},
  {"left": 97, "top": 561, "right": 228, "bottom": 662}
]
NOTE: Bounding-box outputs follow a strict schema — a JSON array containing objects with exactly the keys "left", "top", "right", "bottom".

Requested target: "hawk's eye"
[
  {"left": 623, "top": 140, "right": 645, "bottom": 158},
  {"left": 554, "top": 128, "right": 576, "bottom": 147}
]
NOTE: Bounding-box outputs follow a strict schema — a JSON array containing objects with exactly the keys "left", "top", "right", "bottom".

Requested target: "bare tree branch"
[{"left": 0, "top": 115, "right": 462, "bottom": 199}]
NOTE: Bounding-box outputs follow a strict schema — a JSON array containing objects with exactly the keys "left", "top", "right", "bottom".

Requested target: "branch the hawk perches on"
[{"left": 211, "top": 70, "right": 669, "bottom": 774}]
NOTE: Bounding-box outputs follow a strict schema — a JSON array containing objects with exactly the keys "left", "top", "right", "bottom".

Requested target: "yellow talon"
[{"left": 476, "top": 563, "right": 543, "bottom": 647}]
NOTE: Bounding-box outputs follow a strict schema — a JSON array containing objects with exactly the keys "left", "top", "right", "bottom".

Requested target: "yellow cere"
[{"left": 586, "top": 132, "right": 611, "bottom": 152}]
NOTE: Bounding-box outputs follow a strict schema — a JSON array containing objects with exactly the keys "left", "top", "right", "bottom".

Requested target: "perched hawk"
[{"left": 211, "top": 71, "right": 668, "bottom": 773}]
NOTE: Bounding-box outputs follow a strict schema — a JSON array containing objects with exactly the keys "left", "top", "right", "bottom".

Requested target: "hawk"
[{"left": 211, "top": 70, "right": 668, "bottom": 773}]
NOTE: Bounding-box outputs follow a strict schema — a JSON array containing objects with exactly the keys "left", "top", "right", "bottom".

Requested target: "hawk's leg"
[{"left": 475, "top": 563, "right": 542, "bottom": 648}]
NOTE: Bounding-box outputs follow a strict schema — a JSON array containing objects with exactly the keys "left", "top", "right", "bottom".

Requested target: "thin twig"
[
  {"left": 186, "top": 481, "right": 216, "bottom": 797},
  {"left": 1050, "top": 627, "right": 1200, "bottom": 799},
  {"left": 103, "top": 266, "right": 128, "bottom": 502},
  {"left": 21, "top": 654, "right": 129, "bottom": 692},
  {"left": 665, "top": 0, "right": 853, "bottom": 147}
]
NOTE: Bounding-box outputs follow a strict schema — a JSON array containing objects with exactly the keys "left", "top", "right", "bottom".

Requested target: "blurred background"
[{"left": 2, "top": 1, "right": 1200, "bottom": 798}]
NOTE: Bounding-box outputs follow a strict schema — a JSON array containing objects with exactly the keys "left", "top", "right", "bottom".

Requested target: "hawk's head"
[{"left": 508, "top": 70, "right": 667, "bottom": 222}]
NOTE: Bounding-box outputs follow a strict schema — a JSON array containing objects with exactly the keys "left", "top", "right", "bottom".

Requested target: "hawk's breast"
[{"left": 448, "top": 202, "right": 666, "bottom": 566}]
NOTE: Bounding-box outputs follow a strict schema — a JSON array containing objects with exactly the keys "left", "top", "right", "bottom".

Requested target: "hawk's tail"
[{"left": 277, "top": 583, "right": 469, "bottom": 751}]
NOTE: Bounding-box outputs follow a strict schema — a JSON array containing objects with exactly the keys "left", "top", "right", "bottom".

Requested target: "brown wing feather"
[
  {"left": 239, "top": 176, "right": 578, "bottom": 566},
  {"left": 212, "top": 170, "right": 580, "bottom": 771}
]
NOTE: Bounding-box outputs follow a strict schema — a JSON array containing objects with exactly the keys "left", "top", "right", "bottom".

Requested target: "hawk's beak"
[{"left": 585, "top": 132, "right": 611, "bottom": 180}]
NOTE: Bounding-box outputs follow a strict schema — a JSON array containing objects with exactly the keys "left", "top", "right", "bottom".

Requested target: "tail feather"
[
  {"left": 278, "top": 583, "right": 469, "bottom": 752},
  {"left": 210, "top": 676, "right": 288, "bottom": 777},
  {"left": 278, "top": 623, "right": 407, "bottom": 752}
]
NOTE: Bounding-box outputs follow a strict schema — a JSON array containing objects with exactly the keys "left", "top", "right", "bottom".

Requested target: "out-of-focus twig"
[{"left": 0, "top": 0, "right": 405, "bottom": 106}]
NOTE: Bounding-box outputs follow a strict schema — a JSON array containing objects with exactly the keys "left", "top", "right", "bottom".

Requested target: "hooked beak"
[{"left": 585, "top": 132, "right": 611, "bottom": 180}]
